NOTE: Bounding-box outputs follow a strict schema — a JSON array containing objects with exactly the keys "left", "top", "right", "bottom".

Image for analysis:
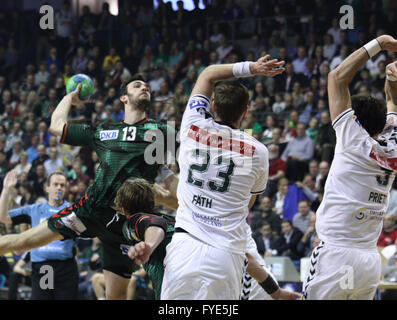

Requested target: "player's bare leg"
[
  {"left": 0, "top": 220, "right": 63, "bottom": 255},
  {"left": 103, "top": 269, "right": 130, "bottom": 300}
]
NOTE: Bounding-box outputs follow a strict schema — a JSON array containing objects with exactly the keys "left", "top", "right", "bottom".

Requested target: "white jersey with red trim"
[
  {"left": 175, "top": 94, "right": 269, "bottom": 254},
  {"left": 316, "top": 109, "right": 397, "bottom": 249}
]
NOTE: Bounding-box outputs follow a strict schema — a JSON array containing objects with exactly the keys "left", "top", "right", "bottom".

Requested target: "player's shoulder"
[
  {"left": 332, "top": 108, "right": 355, "bottom": 128},
  {"left": 241, "top": 131, "right": 268, "bottom": 157}
]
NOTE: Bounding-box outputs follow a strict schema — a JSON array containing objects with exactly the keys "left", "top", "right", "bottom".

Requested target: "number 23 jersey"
[
  {"left": 316, "top": 109, "right": 397, "bottom": 249},
  {"left": 175, "top": 94, "right": 269, "bottom": 254}
]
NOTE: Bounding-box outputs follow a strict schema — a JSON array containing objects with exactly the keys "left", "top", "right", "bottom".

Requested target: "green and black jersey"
[
  {"left": 122, "top": 212, "right": 175, "bottom": 299},
  {"left": 61, "top": 118, "right": 172, "bottom": 209}
]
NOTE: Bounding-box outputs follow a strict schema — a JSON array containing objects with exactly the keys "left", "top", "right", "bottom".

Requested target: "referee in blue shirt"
[{"left": 0, "top": 169, "right": 78, "bottom": 299}]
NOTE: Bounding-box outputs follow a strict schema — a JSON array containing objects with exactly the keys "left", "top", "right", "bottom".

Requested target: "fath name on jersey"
[{"left": 192, "top": 194, "right": 213, "bottom": 208}]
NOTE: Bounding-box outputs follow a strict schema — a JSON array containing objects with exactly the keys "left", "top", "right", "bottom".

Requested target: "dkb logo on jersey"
[{"left": 100, "top": 130, "right": 119, "bottom": 141}]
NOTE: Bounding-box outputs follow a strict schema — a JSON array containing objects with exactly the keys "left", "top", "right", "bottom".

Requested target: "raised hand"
[
  {"left": 250, "top": 55, "right": 286, "bottom": 77},
  {"left": 386, "top": 61, "right": 397, "bottom": 79},
  {"left": 377, "top": 35, "right": 397, "bottom": 52},
  {"left": 68, "top": 83, "right": 88, "bottom": 107},
  {"left": 3, "top": 170, "right": 18, "bottom": 190}
]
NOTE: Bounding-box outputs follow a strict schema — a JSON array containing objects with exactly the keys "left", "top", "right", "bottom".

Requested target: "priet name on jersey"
[{"left": 368, "top": 191, "right": 387, "bottom": 204}]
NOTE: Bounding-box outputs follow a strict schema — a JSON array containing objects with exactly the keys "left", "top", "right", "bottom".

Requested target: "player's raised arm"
[
  {"left": 385, "top": 61, "right": 397, "bottom": 113},
  {"left": 49, "top": 83, "right": 86, "bottom": 136},
  {"left": 0, "top": 170, "right": 17, "bottom": 223},
  {"left": 190, "top": 55, "right": 285, "bottom": 99},
  {"left": 328, "top": 35, "right": 397, "bottom": 122}
]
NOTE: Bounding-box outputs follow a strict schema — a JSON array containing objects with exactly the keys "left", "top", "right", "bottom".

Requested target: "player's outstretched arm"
[
  {"left": 0, "top": 169, "right": 18, "bottom": 223},
  {"left": 127, "top": 226, "right": 165, "bottom": 265},
  {"left": 328, "top": 35, "right": 397, "bottom": 122},
  {"left": 245, "top": 252, "right": 301, "bottom": 300},
  {"left": 385, "top": 61, "right": 397, "bottom": 113},
  {"left": 190, "top": 55, "right": 285, "bottom": 99},
  {"left": 49, "top": 83, "right": 86, "bottom": 136}
]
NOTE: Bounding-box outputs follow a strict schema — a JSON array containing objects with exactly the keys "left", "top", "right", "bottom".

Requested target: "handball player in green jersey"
[{"left": 0, "top": 75, "right": 179, "bottom": 299}]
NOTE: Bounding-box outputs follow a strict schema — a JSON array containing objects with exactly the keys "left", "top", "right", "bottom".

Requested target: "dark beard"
[{"left": 136, "top": 97, "right": 150, "bottom": 111}]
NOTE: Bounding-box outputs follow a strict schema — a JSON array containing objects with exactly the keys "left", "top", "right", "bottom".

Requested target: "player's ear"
[
  {"left": 120, "top": 95, "right": 127, "bottom": 104},
  {"left": 211, "top": 100, "right": 216, "bottom": 113}
]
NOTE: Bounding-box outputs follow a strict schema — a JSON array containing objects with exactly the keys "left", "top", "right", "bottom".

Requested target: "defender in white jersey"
[
  {"left": 161, "top": 56, "right": 300, "bottom": 300},
  {"left": 303, "top": 35, "right": 397, "bottom": 300}
]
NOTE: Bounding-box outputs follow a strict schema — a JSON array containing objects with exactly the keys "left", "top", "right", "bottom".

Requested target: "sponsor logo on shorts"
[
  {"left": 99, "top": 130, "right": 119, "bottom": 141},
  {"left": 60, "top": 211, "right": 87, "bottom": 235},
  {"left": 120, "top": 244, "right": 131, "bottom": 255}
]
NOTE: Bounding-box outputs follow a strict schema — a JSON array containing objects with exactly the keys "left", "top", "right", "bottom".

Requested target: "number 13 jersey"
[
  {"left": 175, "top": 94, "right": 269, "bottom": 254},
  {"left": 316, "top": 109, "right": 397, "bottom": 249}
]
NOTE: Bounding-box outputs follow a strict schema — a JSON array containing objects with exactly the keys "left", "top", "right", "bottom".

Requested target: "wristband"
[
  {"left": 363, "top": 39, "right": 382, "bottom": 58},
  {"left": 387, "top": 74, "right": 397, "bottom": 82},
  {"left": 232, "top": 61, "right": 252, "bottom": 78},
  {"left": 259, "top": 275, "right": 279, "bottom": 295}
]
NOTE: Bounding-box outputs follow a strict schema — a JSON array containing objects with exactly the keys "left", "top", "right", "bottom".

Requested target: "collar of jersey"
[
  {"left": 120, "top": 117, "right": 148, "bottom": 126},
  {"left": 214, "top": 120, "right": 238, "bottom": 130}
]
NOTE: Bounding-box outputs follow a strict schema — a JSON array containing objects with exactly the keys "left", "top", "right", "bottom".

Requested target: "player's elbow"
[
  {"left": 48, "top": 120, "right": 64, "bottom": 137},
  {"left": 328, "top": 69, "right": 339, "bottom": 83}
]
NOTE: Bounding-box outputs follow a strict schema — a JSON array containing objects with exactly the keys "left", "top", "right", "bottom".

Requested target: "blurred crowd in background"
[{"left": 1, "top": 0, "right": 397, "bottom": 299}]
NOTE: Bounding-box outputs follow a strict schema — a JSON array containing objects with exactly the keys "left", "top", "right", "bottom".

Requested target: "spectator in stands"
[
  {"left": 29, "top": 164, "right": 47, "bottom": 199},
  {"left": 292, "top": 200, "right": 315, "bottom": 234},
  {"left": 30, "top": 145, "right": 49, "bottom": 174},
  {"left": 315, "top": 111, "right": 336, "bottom": 163},
  {"left": 102, "top": 47, "right": 121, "bottom": 75},
  {"left": 71, "top": 47, "right": 89, "bottom": 74},
  {"left": 14, "top": 152, "right": 31, "bottom": 176},
  {"left": 281, "top": 122, "right": 314, "bottom": 182},
  {"left": 216, "top": 35, "right": 234, "bottom": 63},
  {"left": 43, "top": 147, "right": 63, "bottom": 176},
  {"left": 330, "top": 45, "right": 349, "bottom": 71},
  {"left": 377, "top": 214, "right": 397, "bottom": 248},
  {"left": 261, "top": 114, "right": 278, "bottom": 143},
  {"left": 149, "top": 67, "right": 165, "bottom": 94},
  {"left": 252, "top": 196, "right": 282, "bottom": 235},
  {"left": 298, "top": 90, "right": 316, "bottom": 124},
  {"left": 254, "top": 222, "right": 279, "bottom": 258},
  {"left": 297, "top": 214, "right": 317, "bottom": 257},
  {"left": 274, "top": 177, "right": 289, "bottom": 217},
  {"left": 306, "top": 116, "right": 319, "bottom": 144},
  {"left": 34, "top": 62, "right": 50, "bottom": 87},
  {"left": 9, "top": 139, "right": 24, "bottom": 168},
  {"left": 5, "top": 122, "right": 23, "bottom": 154},
  {"left": 315, "top": 160, "right": 330, "bottom": 191},
  {"left": 264, "top": 144, "right": 286, "bottom": 198},
  {"left": 273, "top": 219, "right": 303, "bottom": 260},
  {"left": 275, "top": 63, "right": 300, "bottom": 93},
  {"left": 293, "top": 46, "right": 308, "bottom": 75}
]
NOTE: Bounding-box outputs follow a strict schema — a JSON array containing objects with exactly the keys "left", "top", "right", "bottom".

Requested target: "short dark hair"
[
  {"left": 46, "top": 170, "right": 67, "bottom": 186},
  {"left": 213, "top": 81, "right": 249, "bottom": 126},
  {"left": 120, "top": 74, "right": 147, "bottom": 96},
  {"left": 351, "top": 95, "right": 386, "bottom": 137},
  {"left": 114, "top": 178, "right": 154, "bottom": 216},
  {"left": 281, "top": 219, "right": 293, "bottom": 227}
]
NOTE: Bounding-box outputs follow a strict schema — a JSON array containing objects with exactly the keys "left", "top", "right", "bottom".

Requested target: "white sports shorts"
[
  {"left": 160, "top": 232, "right": 247, "bottom": 300},
  {"left": 302, "top": 241, "right": 382, "bottom": 300}
]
